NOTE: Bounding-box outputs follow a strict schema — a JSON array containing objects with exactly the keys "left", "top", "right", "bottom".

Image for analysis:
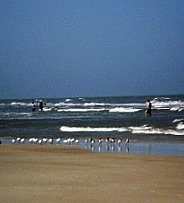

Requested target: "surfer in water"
[{"left": 145, "top": 99, "right": 152, "bottom": 117}]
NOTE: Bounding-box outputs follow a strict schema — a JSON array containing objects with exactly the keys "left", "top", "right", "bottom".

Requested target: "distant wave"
[
  {"left": 109, "top": 107, "right": 142, "bottom": 113},
  {"left": 60, "top": 125, "right": 184, "bottom": 136},
  {"left": 10, "top": 102, "right": 32, "bottom": 107},
  {"left": 83, "top": 102, "right": 114, "bottom": 107},
  {"left": 6, "top": 98, "right": 184, "bottom": 114},
  {"left": 152, "top": 100, "right": 184, "bottom": 107},
  {"left": 154, "top": 97, "right": 171, "bottom": 100},
  {"left": 57, "top": 108, "right": 107, "bottom": 112},
  {"left": 176, "top": 122, "right": 184, "bottom": 130},
  {"left": 129, "top": 126, "right": 184, "bottom": 136},
  {"left": 43, "top": 107, "right": 53, "bottom": 112},
  {"left": 60, "top": 126, "right": 128, "bottom": 132},
  {"left": 173, "top": 119, "right": 184, "bottom": 123},
  {"left": 65, "top": 99, "right": 72, "bottom": 102}
]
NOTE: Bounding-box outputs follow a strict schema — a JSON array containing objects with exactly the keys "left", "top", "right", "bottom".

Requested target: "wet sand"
[{"left": 0, "top": 145, "right": 184, "bottom": 203}]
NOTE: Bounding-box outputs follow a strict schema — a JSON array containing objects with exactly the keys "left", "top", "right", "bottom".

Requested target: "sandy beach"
[{"left": 0, "top": 145, "right": 184, "bottom": 203}]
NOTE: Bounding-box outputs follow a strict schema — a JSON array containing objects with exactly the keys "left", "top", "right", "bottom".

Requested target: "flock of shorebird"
[{"left": 11, "top": 137, "right": 129, "bottom": 145}]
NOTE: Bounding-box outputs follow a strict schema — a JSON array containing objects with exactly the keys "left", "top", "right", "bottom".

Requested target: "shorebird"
[
  {"left": 56, "top": 138, "right": 61, "bottom": 143},
  {"left": 125, "top": 138, "right": 129, "bottom": 143},
  {"left": 48, "top": 137, "right": 54, "bottom": 144},
  {"left": 16, "top": 137, "right": 21, "bottom": 142},
  {"left": 105, "top": 137, "right": 110, "bottom": 143},
  {"left": 110, "top": 138, "right": 115, "bottom": 143},
  {"left": 118, "top": 139, "right": 123, "bottom": 144},
  {"left": 33, "top": 138, "right": 38, "bottom": 144},
  {"left": 63, "top": 139, "right": 68, "bottom": 144},
  {"left": 12, "top": 138, "right": 16, "bottom": 144},
  {"left": 98, "top": 138, "right": 103, "bottom": 144},
  {"left": 20, "top": 138, "right": 25, "bottom": 144},
  {"left": 75, "top": 139, "right": 79, "bottom": 144},
  {"left": 70, "top": 138, "right": 75, "bottom": 144},
  {"left": 91, "top": 139, "right": 95, "bottom": 144},
  {"left": 29, "top": 138, "right": 33, "bottom": 144},
  {"left": 42, "top": 138, "right": 47, "bottom": 144}
]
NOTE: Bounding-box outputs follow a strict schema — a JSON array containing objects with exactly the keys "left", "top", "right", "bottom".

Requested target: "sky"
[{"left": 0, "top": 0, "right": 184, "bottom": 99}]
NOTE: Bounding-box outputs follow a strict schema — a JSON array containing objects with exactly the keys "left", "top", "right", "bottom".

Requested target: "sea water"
[{"left": 0, "top": 95, "right": 184, "bottom": 156}]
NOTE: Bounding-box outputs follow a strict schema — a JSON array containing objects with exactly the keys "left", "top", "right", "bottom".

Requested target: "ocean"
[{"left": 1, "top": 95, "right": 184, "bottom": 156}]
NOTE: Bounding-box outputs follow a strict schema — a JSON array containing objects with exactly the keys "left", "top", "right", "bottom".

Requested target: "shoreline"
[
  {"left": 1, "top": 137, "right": 184, "bottom": 157},
  {"left": 1, "top": 144, "right": 184, "bottom": 202},
  {"left": 1, "top": 136, "right": 184, "bottom": 143}
]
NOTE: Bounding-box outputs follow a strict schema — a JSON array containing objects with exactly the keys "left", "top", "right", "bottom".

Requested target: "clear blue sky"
[{"left": 0, "top": 0, "right": 184, "bottom": 99}]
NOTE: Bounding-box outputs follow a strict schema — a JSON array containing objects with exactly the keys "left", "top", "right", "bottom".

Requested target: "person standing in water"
[
  {"left": 32, "top": 101, "right": 36, "bottom": 112},
  {"left": 145, "top": 99, "right": 152, "bottom": 117},
  {"left": 39, "top": 101, "right": 43, "bottom": 111}
]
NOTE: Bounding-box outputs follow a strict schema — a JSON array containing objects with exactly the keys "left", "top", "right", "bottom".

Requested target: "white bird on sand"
[
  {"left": 48, "top": 137, "right": 54, "bottom": 144},
  {"left": 56, "top": 138, "right": 61, "bottom": 143},
  {"left": 29, "top": 138, "right": 33, "bottom": 144},
  {"left": 42, "top": 138, "right": 47, "bottom": 144},
  {"left": 110, "top": 138, "right": 115, "bottom": 143},
  {"left": 33, "top": 138, "right": 38, "bottom": 144},
  {"left": 16, "top": 137, "right": 21, "bottom": 142},
  {"left": 118, "top": 139, "right": 123, "bottom": 144},
  {"left": 12, "top": 139, "right": 16, "bottom": 144},
  {"left": 98, "top": 138, "right": 103, "bottom": 144},
  {"left": 125, "top": 138, "right": 129, "bottom": 143},
  {"left": 70, "top": 138, "right": 75, "bottom": 144},
  {"left": 91, "top": 139, "right": 95, "bottom": 144},
  {"left": 38, "top": 139, "right": 43, "bottom": 145},
  {"left": 75, "top": 139, "right": 79, "bottom": 144},
  {"left": 20, "top": 138, "right": 25, "bottom": 144},
  {"left": 105, "top": 137, "right": 110, "bottom": 143},
  {"left": 63, "top": 139, "right": 68, "bottom": 144}
]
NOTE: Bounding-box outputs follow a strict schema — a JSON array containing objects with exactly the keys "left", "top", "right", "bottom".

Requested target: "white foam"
[
  {"left": 43, "top": 107, "right": 53, "bottom": 112},
  {"left": 109, "top": 107, "right": 142, "bottom": 113},
  {"left": 154, "top": 97, "right": 170, "bottom": 100},
  {"left": 130, "top": 125, "right": 184, "bottom": 136},
  {"left": 60, "top": 125, "right": 184, "bottom": 136},
  {"left": 83, "top": 102, "right": 111, "bottom": 107},
  {"left": 122, "top": 103, "right": 146, "bottom": 107},
  {"left": 57, "top": 108, "right": 107, "bottom": 112},
  {"left": 4, "top": 112, "right": 32, "bottom": 117},
  {"left": 179, "top": 108, "right": 184, "bottom": 112},
  {"left": 60, "top": 126, "right": 128, "bottom": 132},
  {"left": 152, "top": 100, "right": 184, "bottom": 108},
  {"left": 170, "top": 107, "right": 180, "bottom": 111},
  {"left": 173, "top": 119, "right": 184, "bottom": 123},
  {"left": 10, "top": 102, "right": 32, "bottom": 107},
  {"left": 65, "top": 99, "right": 72, "bottom": 102},
  {"left": 176, "top": 122, "right": 184, "bottom": 130}
]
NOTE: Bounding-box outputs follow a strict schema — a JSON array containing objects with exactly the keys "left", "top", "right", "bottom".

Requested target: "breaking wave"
[
  {"left": 109, "top": 107, "right": 142, "bottom": 113},
  {"left": 60, "top": 126, "right": 128, "bottom": 132},
  {"left": 60, "top": 125, "right": 184, "bottom": 136},
  {"left": 176, "top": 122, "right": 184, "bottom": 130},
  {"left": 57, "top": 108, "right": 107, "bottom": 112}
]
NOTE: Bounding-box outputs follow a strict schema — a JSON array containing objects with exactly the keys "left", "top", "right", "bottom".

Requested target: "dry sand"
[{"left": 0, "top": 145, "right": 184, "bottom": 203}]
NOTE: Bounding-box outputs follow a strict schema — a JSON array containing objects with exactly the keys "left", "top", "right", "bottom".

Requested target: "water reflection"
[
  {"left": 1, "top": 139, "right": 184, "bottom": 156},
  {"left": 84, "top": 143, "right": 131, "bottom": 154}
]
